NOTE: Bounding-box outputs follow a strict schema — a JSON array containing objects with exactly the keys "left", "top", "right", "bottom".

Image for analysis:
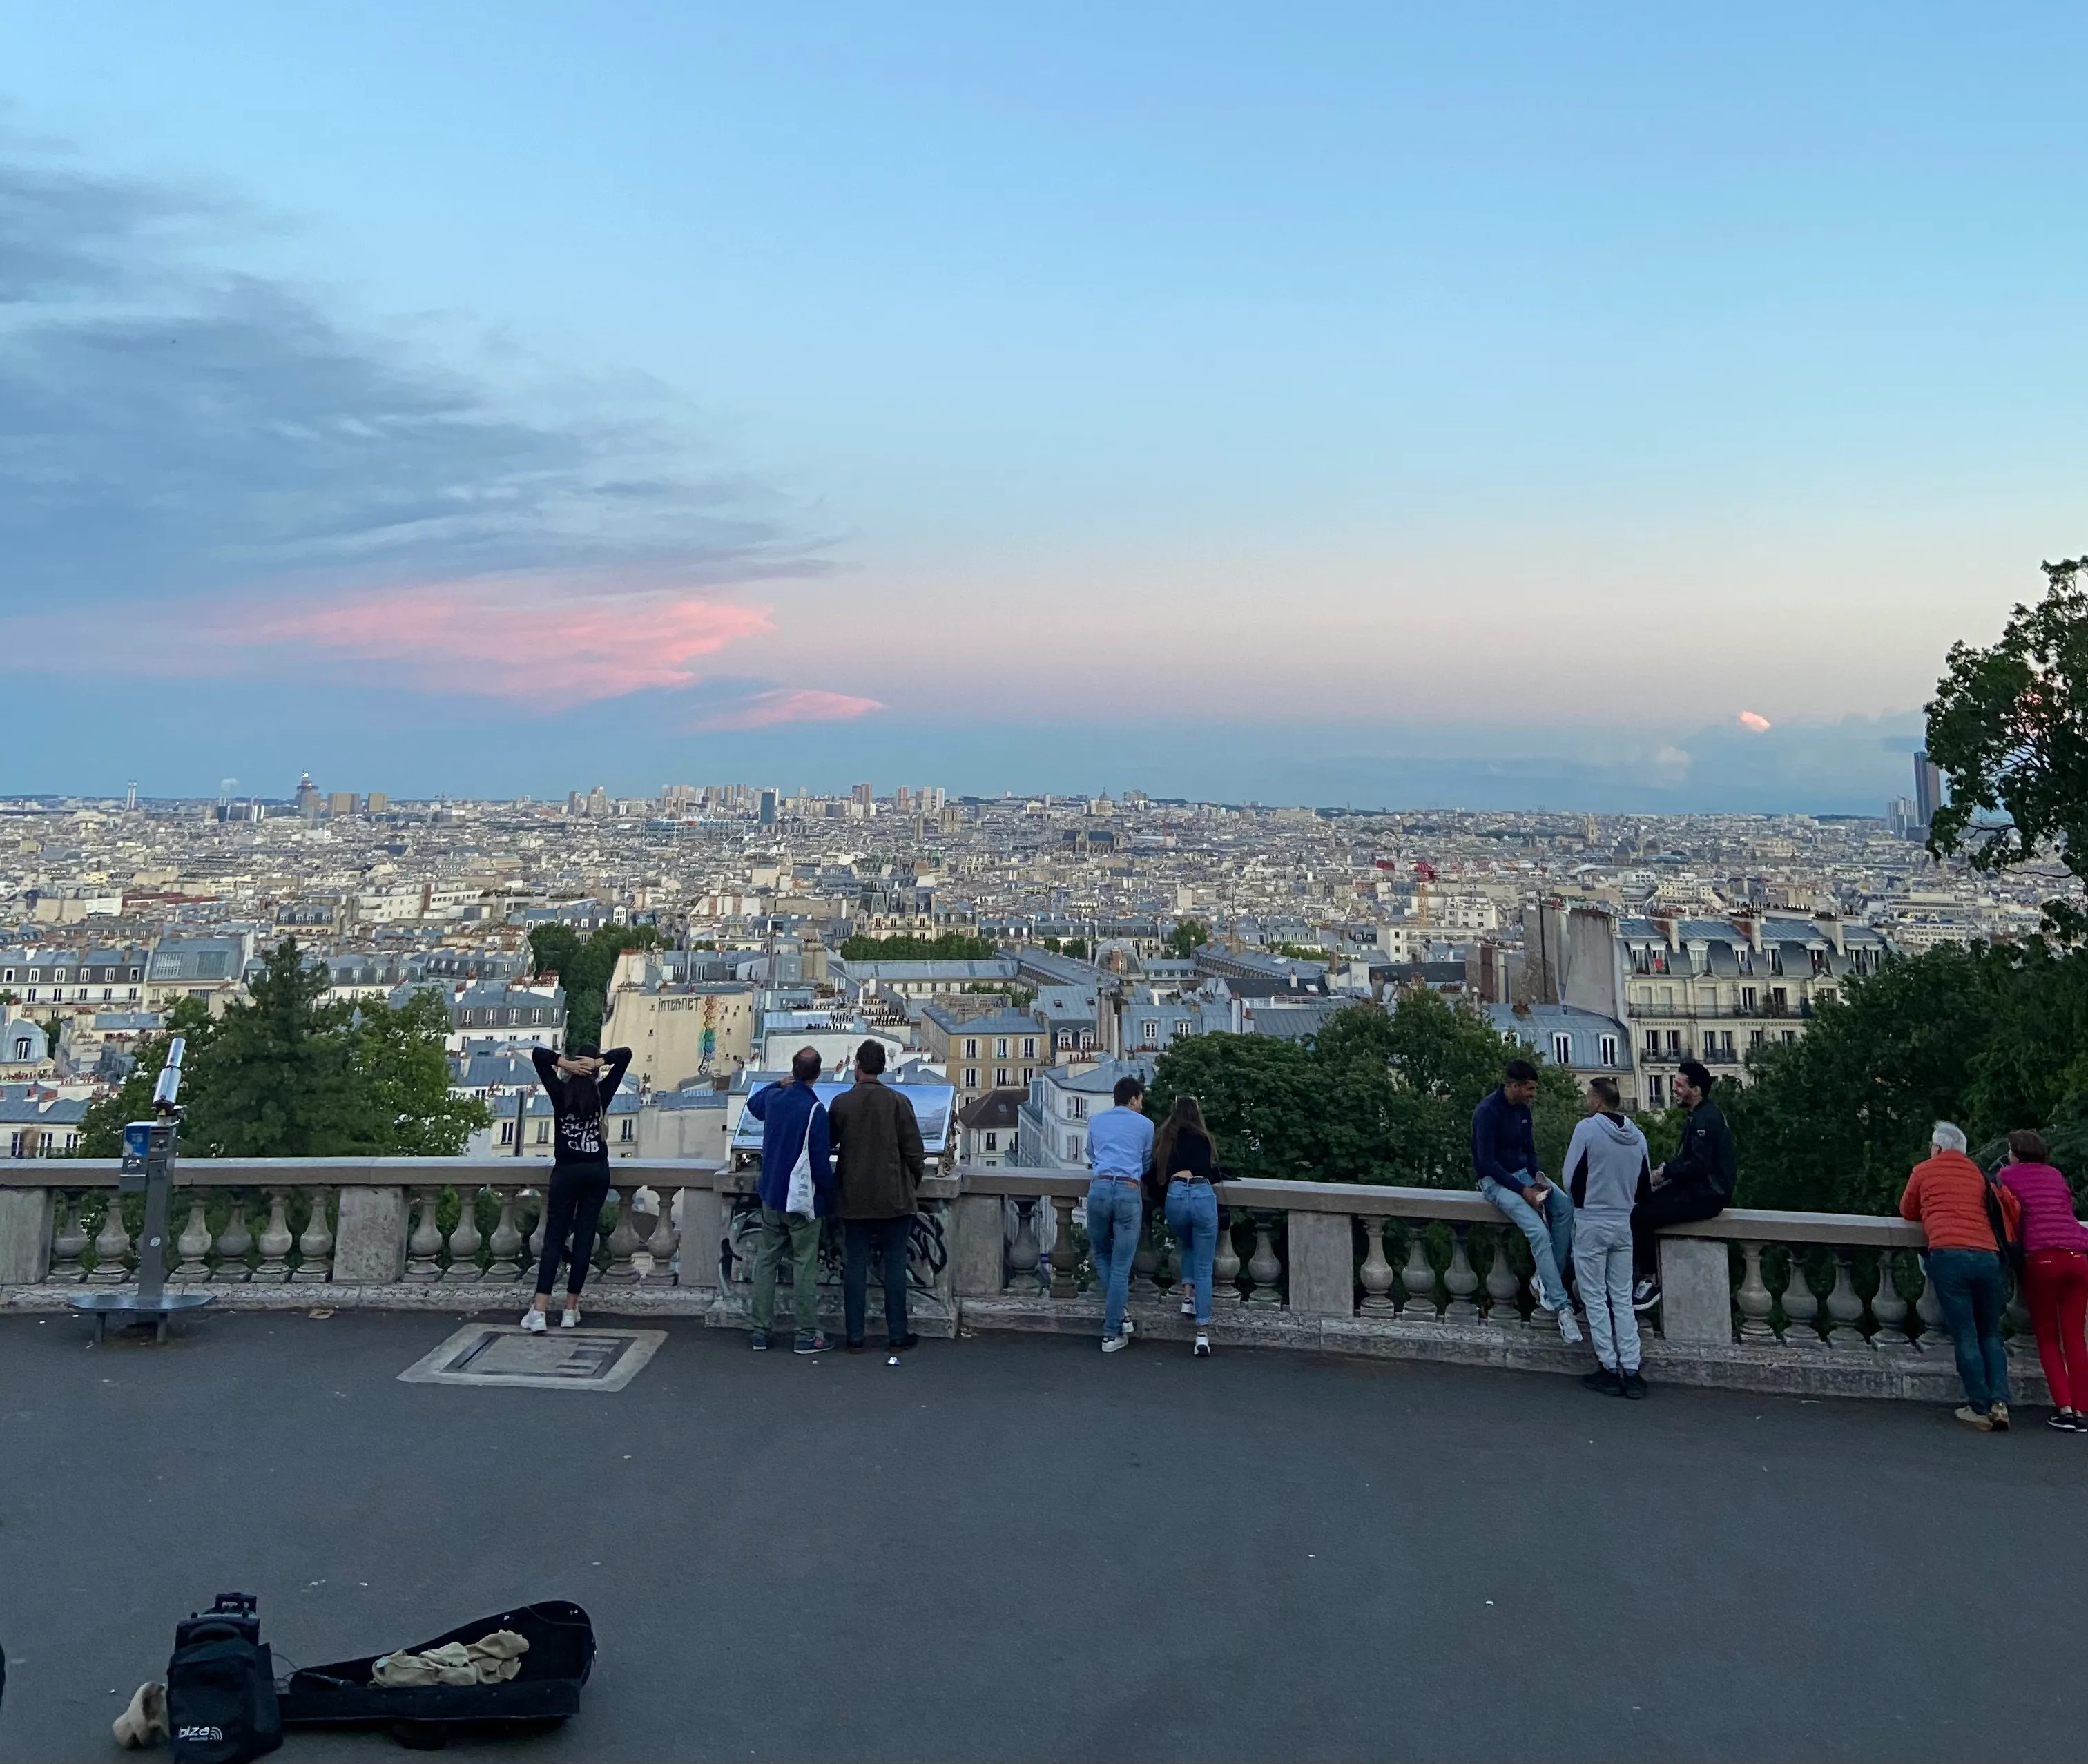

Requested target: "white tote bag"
[{"left": 784, "top": 1104, "right": 818, "bottom": 1218}]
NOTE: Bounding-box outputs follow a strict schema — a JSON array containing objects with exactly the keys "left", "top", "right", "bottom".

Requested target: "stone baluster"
[
  {"left": 602, "top": 1193, "right": 643, "bottom": 1284},
  {"left": 1780, "top": 1246, "right": 1823, "bottom": 1348},
  {"left": 1734, "top": 1241, "right": 1777, "bottom": 1342},
  {"left": 173, "top": 1196, "right": 213, "bottom": 1283},
  {"left": 1397, "top": 1226, "right": 1439, "bottom": 1324},
  {"left": 404, "top": 1191, "right": 444, "bottom": 1281},
  {"left": 291, "top": 1189, "right": 335, "bottom": 1283},
  {"left": 527, "top": 1192, "right": 548, "bottom": 1271},
  {"left": 1212, "top": 1210, "right": 1242, "bottom": 1303},
  {"left": 1132, "top": 1214, "right": 1161, "bottom": 1297},
  {"left": 1822, "top": 1252, "right": 1866, "bottom": 1348},
  {"left": 447, "top": 1186, "right": 485, "bottom": 1281},
  {"left": 1245, "top": 1212, "right": 1282, "bottom": 1308},
  {"left": 2005, "top": 1272, "right": 2036, "bottom": 1360},
  {"left": 49, "top": 1192, "right": 90, "bottom": 1283},
  {"left": 485, "top": 1190, "right": 525, "bottom": 1281},
  {"left": 1912, "top": 1259, "right": 1943, "bottom": 1352},
  {"left": 644, "top": 1191, "right": 679, "bottom": 1282},
  {"left": 1357, "top": 1217, "right": 1396, "bottom": 1316},
  {"left": 254, "top": 1191, "right": 294, "bottom": 1281},
  {"left": 215, "top": 1194, "right": 254, "bottom": 1283},
  {"left": 1869, "top": 1248, "right": 1912, "bottom": 1353},
  {"left": 1480, "top": 1225, "right": 1520, "bottom": 1328},
  {"left": 1048, "top": 1196, "right": 1080, "bottom": 1297},
  {"left": 1442, "top": 1225, "right": 1480, "bottom": 1324},
  {"left": 90, "top": 1193, "right": 133, "bottom": 1284},
  {"left": 1006, "top": 1199, "right": 1042, "bottom": 1291}
]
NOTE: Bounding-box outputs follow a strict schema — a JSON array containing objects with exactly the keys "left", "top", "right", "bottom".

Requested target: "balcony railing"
[{"left": 0, "top": 1159, "right": 2031, "bottom": 1404}]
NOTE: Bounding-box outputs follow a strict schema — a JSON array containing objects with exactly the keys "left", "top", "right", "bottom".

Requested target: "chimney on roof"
[
  {"left": 1653, "top": 912, "right": 1681, "bottom": 953},
  {"left": 1730, "top": 911, "right": 1763, "bottom": 954},
  {"left": 1816, "top": 911, "right": 1844, "bottom": 956}
]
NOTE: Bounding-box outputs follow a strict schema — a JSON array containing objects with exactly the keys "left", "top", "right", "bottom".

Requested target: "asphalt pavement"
[{"left": 1, "top": 1307, "right": 2080, "bottom": 1762}]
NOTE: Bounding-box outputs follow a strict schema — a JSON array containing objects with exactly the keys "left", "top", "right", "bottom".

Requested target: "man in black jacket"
[{"left": 1631, "top": 1058, "right": 1737, "bottom": 1312}]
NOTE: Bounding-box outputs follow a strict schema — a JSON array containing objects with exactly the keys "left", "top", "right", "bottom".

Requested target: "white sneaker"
[
  {"left": 521, "top": 1308, "right": 547, "bottom": 1334},
  {"left": 1193, "top": 1333, "right": 1210, "bottom": 1357},
  {"left": 1121, "top": 1317, "right": 1134, "bottom": 1337},
  {"left": 1181, "top": 1299, "right": 1196, "bottom": 1317},
  {"left": 561, "top": 1306, "right": 580, "bottom": 1329},
  {"left": 1529, "top": 1274, "right": 1547, "bottom": 1310},
  {"left": 1101, "top": 1333, "right": 1126, "bottom": 1353},
  {"left": 1557, "top": 1307, "right": 1584, "bottom": 1345}
]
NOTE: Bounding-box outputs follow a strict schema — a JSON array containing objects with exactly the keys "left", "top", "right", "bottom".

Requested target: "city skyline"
[{"left": 4, "top": 6, "right": 2085, "bottom": 810}]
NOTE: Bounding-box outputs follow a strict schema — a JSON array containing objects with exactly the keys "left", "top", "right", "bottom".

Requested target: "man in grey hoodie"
[{"left": 1565, "top": 1077, "right": 1653, "bottom": 1398}]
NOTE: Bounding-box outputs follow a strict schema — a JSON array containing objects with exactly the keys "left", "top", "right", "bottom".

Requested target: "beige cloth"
[{"left": 371, "top": 1629, "right": 529, "bottom": 1688}]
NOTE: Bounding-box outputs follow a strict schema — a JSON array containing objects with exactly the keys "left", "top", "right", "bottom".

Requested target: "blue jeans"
[
  {"left": 1926, "top": 1248, "right": 2009, "bottom": 1410},
  {"left": 843, "top": 1217, "right": 911, "bottom": 1346},
  {"left": 1086, "top": 1176, "right": 1144, "bottom": 1339},
  {"left": 1165, "top": 1179, "right": 1221, "bottom": 1326},
  {"left": 1479, "top": 1174, "right": 1574, "bottom": 1312}
]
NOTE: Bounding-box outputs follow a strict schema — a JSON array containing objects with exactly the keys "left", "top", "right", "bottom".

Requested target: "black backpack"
[{"left": 168, "top": 1594, "right": 282, "bottom": 1764}]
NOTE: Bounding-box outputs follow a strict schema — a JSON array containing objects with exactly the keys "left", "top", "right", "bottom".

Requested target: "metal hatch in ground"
[{"left": 396, "top": 1324, "right": 666, "bottom": 1392}]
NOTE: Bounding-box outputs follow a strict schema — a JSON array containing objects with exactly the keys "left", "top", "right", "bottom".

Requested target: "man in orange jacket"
[{"left": 1900, "top": 1121, "right": 2020, "bottom": 1431}]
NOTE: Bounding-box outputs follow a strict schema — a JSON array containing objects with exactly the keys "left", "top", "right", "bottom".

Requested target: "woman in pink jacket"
[{"left": 1997, "top": 1130, "right": 2088, "bottom": 1431}]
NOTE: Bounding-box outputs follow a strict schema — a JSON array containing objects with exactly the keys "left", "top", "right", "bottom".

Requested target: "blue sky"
[{"left": 2, "top": 4, "right": 2083, "bottom": 809}]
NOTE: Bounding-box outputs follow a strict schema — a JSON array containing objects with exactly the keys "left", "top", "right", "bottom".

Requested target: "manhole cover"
[{"left": 398, "top": 1324, "right": 666, "bottom": 1392}]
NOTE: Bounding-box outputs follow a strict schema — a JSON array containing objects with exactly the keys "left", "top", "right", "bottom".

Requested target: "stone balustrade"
[{"left": 0, "top": 1160, "right": 2040, "bottom": 1401}]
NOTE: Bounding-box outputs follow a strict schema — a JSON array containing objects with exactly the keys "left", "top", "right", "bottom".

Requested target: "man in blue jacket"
[
  {"left": 744, "top": 1046, "right": 835, "bottom": 1354},
  {"left": 1471, "top": 1058, "right": 1580, "bottom": 1343}
]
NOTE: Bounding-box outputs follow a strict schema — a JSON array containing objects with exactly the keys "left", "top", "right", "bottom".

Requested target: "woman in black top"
[
  {"left": 1152, "top": 1096, "right": 1222, "bottom": 1357},
  {"left": 521, "top": 1041, "right": 632, "bottom": 1332}
]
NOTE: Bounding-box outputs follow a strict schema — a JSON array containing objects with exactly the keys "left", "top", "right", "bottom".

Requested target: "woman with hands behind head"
[{"left": 521, "top": 1040, "right": 631, "bottom": 1332}]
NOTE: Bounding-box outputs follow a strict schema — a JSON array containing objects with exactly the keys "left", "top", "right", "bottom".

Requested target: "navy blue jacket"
[
  {"left": 1470, "top": 1085, "right": 1539, "bottom": 1188},
  {"left": 746, "top": 1080, "right": 835, "bottom": 1217}
]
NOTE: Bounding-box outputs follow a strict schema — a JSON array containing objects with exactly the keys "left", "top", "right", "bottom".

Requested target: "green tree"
[
  {"left": 1166, "top": 920, "right": 1210, "bottom": 960},
  {"left": 529, "top": 922, "right": 664, "bottom": 1047},
  {"left": 1926, "top": 556, "right": 2088, "bottom": 931},
  {"left": 837, "top": 930, "right": 998, "bottom": 961},
  {"left": 76, "top": 942, "right": 487, "bottom": 1159}
]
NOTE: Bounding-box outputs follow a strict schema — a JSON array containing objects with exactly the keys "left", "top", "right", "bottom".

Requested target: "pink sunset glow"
[
  {"left": 697, "top": 688, "right": 885, "bottom": 730},
  {"left": 235, "top": 580, "right": 776, "bottom": 704},
  {"left": 1737, "top": 711, "right": 1773, "bottom": 732}
]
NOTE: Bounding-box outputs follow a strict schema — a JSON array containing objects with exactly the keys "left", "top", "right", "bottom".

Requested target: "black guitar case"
[{"left": 277, "top": 1601, "right": 594, "bottom": 1750}]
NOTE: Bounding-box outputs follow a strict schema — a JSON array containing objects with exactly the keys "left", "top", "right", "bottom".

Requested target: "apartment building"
[{"left": 920, "top": 1003, "right": 1050, "bottom": 1109}]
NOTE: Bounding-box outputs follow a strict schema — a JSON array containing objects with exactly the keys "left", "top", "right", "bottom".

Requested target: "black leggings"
[{"left": 535, "top": 1165, "right": 612, "bottom": 1298}]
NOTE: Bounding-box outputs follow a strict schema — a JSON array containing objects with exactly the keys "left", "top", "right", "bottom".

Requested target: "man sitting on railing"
[
  {"left": 1472, "top": 1058, "right": 1582, "bottom": 1345},
  {"left": 1631, "top": 1059, "right": 1736, "bottom": 1314}
]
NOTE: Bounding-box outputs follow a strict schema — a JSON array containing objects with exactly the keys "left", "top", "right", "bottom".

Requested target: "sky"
[{"left": 2, "top": 3, "right": 2084, "bottom": 812}]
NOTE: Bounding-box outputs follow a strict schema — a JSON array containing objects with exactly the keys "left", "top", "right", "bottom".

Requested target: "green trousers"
[{"left": 751, "top": 1206, "right": 822, "bottom": 1333}]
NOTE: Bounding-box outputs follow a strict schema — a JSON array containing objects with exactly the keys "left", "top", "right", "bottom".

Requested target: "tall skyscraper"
[
  {"left": 758, "top": 788, "right": 778, "bottom": 825},
  {"left": 124, "top": 781, "right": 138, "bottom": 811},
  {"left": 851, "top": 782, "right": 874, "bottom": 807},
  {"left": 1913, "top": 752, "right": 1943, "bottom": 829}
]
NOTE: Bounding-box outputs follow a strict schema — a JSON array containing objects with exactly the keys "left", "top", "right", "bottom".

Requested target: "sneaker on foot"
[
  {"left": 1955, "top": 1404, "right": 1995, "bottom": 1431},
  {"left": 2049, "top": 1411, "right": 2080, "bottom": 1432},
  {"left": 1580, "top": 1368, "right": 1623, "bottom": 1396},
  {"left": 561, "top": 1306, "right": 580, "bottom": 1329},
  {"left": 1621, "top": 1370, "right": 1649, "bottom": 1400},
  {"left": 749, "top": 1328, "right": 771, "bottom": 1351},
  {"left": 1101, "top": 1332, "right": 1127, "bottom": 1353},
  {"left": 1529, "top": 1274, "right": 1547, "bottom": 1310},
  {"left": 1557, "top": 1307, "right": 1584, "bottom": 1345},
  {"left": 1181, "top": 1299, "right": 1196, "bottom": 1317},
  {"left": 1122, "top": 1317, "right": 1134, "bottom": 1338},
  {"left": 1193, "top": 1332, "right": 1210, "bottom": 1357},
  {"left": 1631, "top": 1278, "right": 1661, "bottom": 1314},
  {"left": 521, "top": 1308, "right": 548, "bottom": 1334},
  {"left": 794, "top": 1330, "right": 830, "bottom": 1355},
  {"left": 1989, "top": 1401, "right": 2010, "bottom": 1431}
]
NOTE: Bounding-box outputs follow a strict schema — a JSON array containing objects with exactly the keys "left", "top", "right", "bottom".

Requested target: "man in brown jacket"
[{"left": 828, "top": 1038, "right": 927, "bottom": 1352}]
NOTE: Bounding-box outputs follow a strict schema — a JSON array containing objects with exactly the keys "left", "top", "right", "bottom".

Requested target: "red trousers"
[{"left": 2024, "top": 1249, "right": 2088, "bottom": 1411}]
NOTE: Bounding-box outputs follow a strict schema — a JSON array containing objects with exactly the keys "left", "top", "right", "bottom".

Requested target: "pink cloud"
[
  {"left": 697, "top": 688, "right": 884, "bottom": 730},
  {"left": 0, "top": 576, "right": 777, "bottom": 705},
  {"left": 240, "top": 581, "right": 774, "bottom": 704},
  {"left": 1737, "top": 710, "right": 1772, "bottom": 732}
]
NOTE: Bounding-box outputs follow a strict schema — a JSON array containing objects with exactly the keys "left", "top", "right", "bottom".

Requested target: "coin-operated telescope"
[{"left": 70, "top": 1036, "right": 213, "bottom": 1344}]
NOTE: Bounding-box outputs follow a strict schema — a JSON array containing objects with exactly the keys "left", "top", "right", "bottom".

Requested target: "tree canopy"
[
  {"left": 77, "top": 940, "right": 487, "bottom": 1158},
  {"left": 836, "top": 930, "right": 998, "bottom": 962},
  {"left": 1166, "top": 920, "right": 1210, "bottom": 960},
  {"left": 527, "top": 922, "right": 664, "bottom": 1047},
  {"left": 1147, "top": 990, "right": 1578, "bottom": 1186},
  {"left": 1926, "top": 556, "right": 2088, "bottom": 930}
]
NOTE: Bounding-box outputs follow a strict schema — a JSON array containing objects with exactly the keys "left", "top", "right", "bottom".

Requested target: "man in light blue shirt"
[{"left": 1087, "top": 1075, "right": 1154, "bottom": 1351}]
